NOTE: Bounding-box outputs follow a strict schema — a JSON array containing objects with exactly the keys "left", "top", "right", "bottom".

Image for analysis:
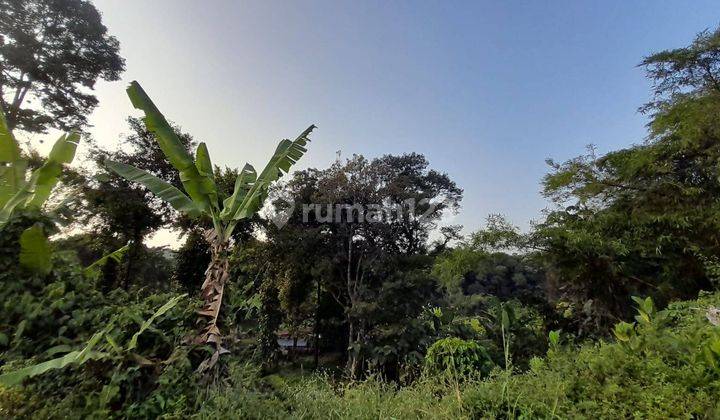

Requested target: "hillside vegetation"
[{"left": 1, "top": 3, "right": 720, "bottom": 418}]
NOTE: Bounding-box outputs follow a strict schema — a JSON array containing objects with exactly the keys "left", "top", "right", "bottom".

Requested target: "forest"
[{"left": 1, "top": 1, "right": 720, "bottom": 418}]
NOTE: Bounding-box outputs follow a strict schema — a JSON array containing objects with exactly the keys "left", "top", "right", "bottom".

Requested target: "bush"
[
  {"left": 192, "top": 291, "right": 720, "bottom": 419},
  {"left": 4, "top": 222, "right": 719, "bottom": 420},
  {"left": 424, "top": 337, "right": 494, "bottom": 380},
  {"left": 461, "top": 291, "right": 720, "bottom": 418},
  {"left": 5, "top": 290, "right": 719, "bottom": 418},
  {"left": 0, "top": 242, "right": 199, "bottom": 419}
]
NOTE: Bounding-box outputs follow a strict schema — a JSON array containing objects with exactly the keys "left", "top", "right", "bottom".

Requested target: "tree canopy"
[{"left": 0, "top": 0, "right": 125, "bottom": 133}]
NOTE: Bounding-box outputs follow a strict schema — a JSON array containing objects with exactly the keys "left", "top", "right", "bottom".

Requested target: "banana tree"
[
  {"left": 0, "top": 104, "right": 79, "bottom": 273},
  {"left": 106, "top": 81, "right": 314, "bottom": 365}
]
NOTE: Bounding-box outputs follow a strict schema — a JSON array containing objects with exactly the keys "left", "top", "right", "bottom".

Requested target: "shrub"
[
  {"left": 195, "top": 291, "right": 720, "bottom": 419},
  {"left": 424, "top": 337, "right": 494, "bottom": 379},
  {"left": 462, "top": 290, "right": 720, "bottom": 418}
]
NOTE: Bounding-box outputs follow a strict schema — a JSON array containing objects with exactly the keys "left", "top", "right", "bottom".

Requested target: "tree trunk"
[
  {"left": 122, "top": 231, "right": 142, "bottom": 290},
  {"left": 314, "top": 278, "right": 321, "bottom": 369},
  {"left": 346, "top": 319, "right": 361, "bottom": 379},
  {"left": 196, "top": 229, "right": 230, "bottom": 371},
  {"left": 346, "top": 320, "right": 354, "bottom": 371}
]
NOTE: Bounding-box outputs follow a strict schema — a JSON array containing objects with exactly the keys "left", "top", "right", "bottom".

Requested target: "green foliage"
[
  {"left": 67, "top": 290, "right": 713, "bottom": 419},
  {"left": 109, "top": 81, "right": 315, "bottom": 240},
  {"left": 640, "top": 27, "right": 720, "bottom": 113},
  {"left": 431, "top": 244, "right": 485, "bottom": 295},
  {"left": 103, "top": 80, "right": 313, "bottom": 363},
  {"left": 77, "top": 116, "right": 204, "bottom": 290},
  {"left": 0, "top": 105, "right": 79, "bottom": 274},
  {"left": 197, "top": 291, "right": 720, "bottom": 418},
  {"left": 534, "top": 28, "right": 720, "bottom": 334},
  {"left": 612, "top": 321, "right": 636, "bottom": 343},
  {"left": 432, "top": 216, "right": 545, "bottom": 310},
  {"left": 0, "top": 273, "right": 196, "bottom": 418},
  {"left": 84, "top": 242, "right": 131, "bottom": 280},
  {"left": 0, "top": 0, "right": 125, "bottom": 133},
  {"left": 0, "top": 215, "right": 102, "bottom": 361},
  {"left": 104, "top": 160, "right": 201, "bottom": 218},
  {"left": 424, "top": 337, "right": 494, "bottom": 379},
  {"left": 460, "top": 291, "right": 720, "bottom": 418},
  {"left": 548, "top": 329, "right": 560, "bottom": 348},
  {"left": 18, "top": 223, "right": 52, "bottom": 275},
  {"left": 126, "top": 294, "right": 186, "bottom": 351},
  {"left": 0, "top": 131, "right": 79, "bottom": 229},
  {"left": 632, "top": 295, "right": 656, "bottom": 325},
  {"left": 0, "top": 330, "right": 107, "bottom": 387},
  {"left": 6, "top": 21, "right": 720, "bottom": 420},
  {"left": 0, "top": 291, "right": 186, "bottom": 387}
]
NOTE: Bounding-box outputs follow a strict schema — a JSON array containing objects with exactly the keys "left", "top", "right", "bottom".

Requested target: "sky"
[{"left": 27, "top": 0, "right": 720, "bottom": 247}]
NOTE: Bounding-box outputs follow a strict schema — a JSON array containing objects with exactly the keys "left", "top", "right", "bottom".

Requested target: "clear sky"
[{"left": 28, "top": 0, "right": 720, "bottom": 246}]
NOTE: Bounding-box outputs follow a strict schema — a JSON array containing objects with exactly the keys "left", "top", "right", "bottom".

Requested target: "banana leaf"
[
  {"left": 105, "top": 160, "right": 201, "bottom": 218},
  {"left": 219, "top": 163, "right": 256, "bottom": 220},
  {"left": 0, "top": 296, "right": 186, "bottom": 386},
  {"left": 0, "top": 103, "right": 25, "bottom": 207},
  {"left": 126, "top": 294, "right": 186, "bottom": 351},
  {"left": 194, "top": 142, "right": 218, "bottom": 209},
  {"left": 0, "top": 330, "right": 107, "bottom": 387},
  {"left": 25, "top": 132, "right": 80, "bottom": 209},
  {"left": 84, "top": 242, "right": 132, "bottom": 279},
  {"left": 19, "top": 223, "right": 52, "bottom": 275},
  {"left": 0, "top": 170, "right": 37, "bottom": 230},
  {"left": 126, "top": 81, "right": 216, "bottom": 213},
  {"left": 229, "top": 125, "right": 315, "bottom": 221},
  {"left": 0, "top": 132, "right": 79, "bottom": 229}
]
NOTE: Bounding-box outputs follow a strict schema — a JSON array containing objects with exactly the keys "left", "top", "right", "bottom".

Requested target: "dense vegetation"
[{"left": 1, "top": 2, "right": 720, "bottom": 418}]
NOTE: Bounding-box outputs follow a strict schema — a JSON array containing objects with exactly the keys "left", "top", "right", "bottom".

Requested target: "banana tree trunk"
[{"left": 196, "top": 228, "right": 230, "bottom": 370}]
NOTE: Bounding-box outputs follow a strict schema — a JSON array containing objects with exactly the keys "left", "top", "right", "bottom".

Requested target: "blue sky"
[{"left": 34, "top": 0, "right": 720, "bottom": 244}]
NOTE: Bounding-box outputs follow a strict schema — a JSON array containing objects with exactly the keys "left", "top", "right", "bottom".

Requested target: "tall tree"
[
  {"left": 258, "top": 153, "right": 462, "bottom": 377},
  {"left": 0, "top": 0, "right": 125, "bottom": 132},
  {"left": 432, "top": 215, "right": 544, "bottom": 306},
  {"left": 534, "top": 27, "right": 720, "bottom": 334},
  {"left": 640, "top": 27, "right": 720, "bottom": 115},
  {"left": 106, "top": 80, "right": 314, "bottom": 369}
]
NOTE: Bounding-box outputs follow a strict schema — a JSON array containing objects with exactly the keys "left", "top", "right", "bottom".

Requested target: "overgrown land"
[{"left": 1, "top": 1, "right": 720, "bottom": 418}]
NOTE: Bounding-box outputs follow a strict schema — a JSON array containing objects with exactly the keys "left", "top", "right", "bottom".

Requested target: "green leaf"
[
  {"left": 13, "top": 320, "right": 26, "bottom": 344},
  {"left": 501, "top": 307, "right": 510, "bottom": 331},
  {"left": 195, "top": 142, "right": 214, "bottom": 178},
  {"left": 45, "top": 344, "right": 73, "bottom": 356},
  {"left": 25, "top": 132, "right": 79, "bottom": 209},
  {"left": 228, "top": 125, "right": 315, "bottom": 222},
  {"left": 0, "top": 132, "right": 79, "bottom": 229},
  {"left": 0, "top": 103, "right": 25, "bottom": 207},
  {"left": 498, "top": 303, "right": 514, "bottom": 331},
  {"left": 0, "top": 173, "right": 36, "bottom": 230},
  {"left": 631, "top": 295, "right": 655, "bottom": 325},
  {"left": 613, "top": 321, "right": 636, "bottom": 342},
  {"left": 126, "top": 294, "right": 186, "bottom": 351},
  {"left": 0, "top": 330, "right": 108, "bottom": 387},
  {"left": 549, "top": 330, "right": 561, "bottom": 347},
  {"left": 126, "top": 82, "right": 194, "bottom": 170},
  {"left": 219, "top": 163, "right": 257, "bottom": 220},
  {"left": 104, "top": 334, "right": 121, "bottom": 354},
  {"left": 84, "top": 242, "right": 132, "bottom": 280},
  {"left": 105, "top": 160, "right": 201, "bottom": 218},
  {"left": 99, "top": 384, "right": 120, "bottom": 407},
  {"left": 126, "top": 81, "right": 216, "bottom": 212},
  {"left": 195, "top": 142, "right": 218, "bottom": 208},
  {"left": 19, "top": 224, "right": 52, "bottom": 275}
]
